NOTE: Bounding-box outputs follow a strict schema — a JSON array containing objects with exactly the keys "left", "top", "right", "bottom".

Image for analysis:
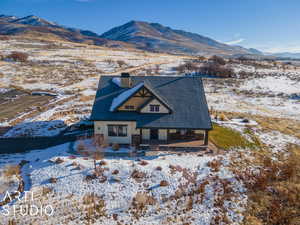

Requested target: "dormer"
[{"left": 110, "top": 80, "right": 172, "bottom": 114}]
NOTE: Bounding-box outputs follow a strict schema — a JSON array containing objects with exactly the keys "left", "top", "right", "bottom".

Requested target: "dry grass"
[
  {"left": 3, "top": 165, "right": 20, "bottom": 177},
  {"left": 82, "top": 193, "right": 106, "bottom": 223},
  {"left": 131, "top": 192, "right": 156, "bottom": 217},
  {"left": 223, "top": 111, "right": 300, "bottom": 139},
  {"left": 241, "top": 145, "right": 300, "bottom": 225},
  {"left": 79, "top": 94, "right": 95, "bottom": 102}
]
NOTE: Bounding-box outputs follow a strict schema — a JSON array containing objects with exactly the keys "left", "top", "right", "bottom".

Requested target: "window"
[
  {"left": 150, "top": 104, "right": 160, "bottom": 112},
  {"left": 125, "top": 105, "right": 134, "bottom": 110},
  {"left": 108, "top": 125, "right": 128, "bottom": 137}
]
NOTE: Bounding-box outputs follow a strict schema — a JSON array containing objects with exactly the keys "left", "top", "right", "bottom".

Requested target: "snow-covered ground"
[
  {"left": 2, "top": 120, "right": 66, "bottom": 137},
  {"left": 0, "top": 37, "right": 300, "bottom": 224},
  {"left": 205, "top": 67, "right": 300, "bottom": 121},
  {"left": 239, "top": 75, "right": 300, "bottom": 96},
  {"left": 0, "top": 143, "right": 247, "bottom": 225}
]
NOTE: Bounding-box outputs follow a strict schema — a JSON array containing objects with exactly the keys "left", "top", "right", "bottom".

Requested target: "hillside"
[
  {"left": 0, "top": 15, "right": 263, "bottom": 56},
  {"left": 101, "top": 20, "right": 259, "bottom": 55},
  {"left": 0, "top": 15, "right": 133, "bottom": 49}
]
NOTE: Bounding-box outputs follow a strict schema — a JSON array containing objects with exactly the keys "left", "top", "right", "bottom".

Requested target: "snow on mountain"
[
  {"left": 0, "top": 15, "right": 18, "bottom": 23},
  {"left": 11, "top": 15, "right": 58, "bottom": 27}
]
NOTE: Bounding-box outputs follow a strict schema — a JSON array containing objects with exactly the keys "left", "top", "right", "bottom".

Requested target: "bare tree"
[
  {"left": 77, "top": 135, "right": 106, "bottom": 175},
  {"left": 210, "top": 55, "right": 226, "bottom": 65},
  {"left": 116, "top": 60, "right": 127, "bottom": 68}
]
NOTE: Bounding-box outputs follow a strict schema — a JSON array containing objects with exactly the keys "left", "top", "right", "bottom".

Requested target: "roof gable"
[{"left": 110, "top": 81, "right": 172, "bottom": 113}]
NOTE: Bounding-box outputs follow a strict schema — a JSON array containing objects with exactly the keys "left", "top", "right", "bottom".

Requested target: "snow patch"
[{"left": 110, "top": 82, "right": 144, "bottom": 111}]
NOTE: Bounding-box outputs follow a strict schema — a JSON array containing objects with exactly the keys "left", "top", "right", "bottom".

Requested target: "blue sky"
[{"left": 1, "top": 0, "right": 300, "bottom": 53}]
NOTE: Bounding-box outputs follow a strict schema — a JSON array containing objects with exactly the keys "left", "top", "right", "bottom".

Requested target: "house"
[{"left": 90, "top": 73, "right": 212, "bottom": 147}]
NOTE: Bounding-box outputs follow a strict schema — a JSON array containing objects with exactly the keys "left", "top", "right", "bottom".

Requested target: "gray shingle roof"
[{"left": 90, "top": 75, "right": 212, "bottom": 130}]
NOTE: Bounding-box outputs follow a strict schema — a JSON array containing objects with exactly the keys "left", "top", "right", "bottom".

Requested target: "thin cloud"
[{"left": 224, "top": 38, "right": 245, "bottom": 45}]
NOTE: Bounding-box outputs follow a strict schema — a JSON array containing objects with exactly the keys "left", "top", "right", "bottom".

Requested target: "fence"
[{"left": 0, "top": 130, "right": 93, "bottom": 154}]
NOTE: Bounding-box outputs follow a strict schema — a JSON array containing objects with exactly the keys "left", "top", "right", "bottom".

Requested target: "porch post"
[
  {"left": 139, "top": 129, "right": 142, "bottom": 144},
  {"left": 167, "top": 129, "right": 169, "bottom": 144},
  {"left": 204, "top": 130, "right": 209, "bottom": 146}
]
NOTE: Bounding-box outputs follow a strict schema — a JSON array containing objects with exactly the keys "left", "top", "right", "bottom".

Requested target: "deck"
[{"left": 139, "top": 139, "right": 207, "bottom": 151}]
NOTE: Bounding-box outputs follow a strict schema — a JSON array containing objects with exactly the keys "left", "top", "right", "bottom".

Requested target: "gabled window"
[
  {"left": 150, "top": 104, "right": 160, "bottom": 112},
  {"left": 108, "top": 125, "right": 127, "bottom": 137}
]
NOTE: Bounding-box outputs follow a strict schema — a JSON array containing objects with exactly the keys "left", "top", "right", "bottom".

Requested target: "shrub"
[
  {"left": 207, "top": 160, "right": 221, "bottom": 172},
  {"left": 132, "top": 192, "right": 156, "bottom": 210},
  {"left": 0, "top": 35, "right": 10, "bottom": 41},
  {"left": 55, "top": 158, "right": 64, "bottom": 164},
  {"left": 199, "top": 62, "right": 234, "bottom": 78},
  {"left": 219, "top": 113, "right": 228, "bottom": 121},
  {"left": 112, "top": 169, "right": 119, "bottom": 175},
  {"left": 99, "top": 160, "right": 107, "bottom": 166},
  {"left": 42, "top": 187, "right": 53, "bottom": 196},
  {"left": 242, "top": 118, "right": 249, "bottom": 123},
  {"left": 85, "top": 174, "right": 97, "bottom": 181},
  {"left": 116, "top": 60, "right": 127, "bottom": 68},
  {"left": 155, "top": 166, "right": 162, "bottom": 171},
  {"left": 210, "top": 55, "right": 226, "bottom": 65},
  {"left": 99, "top": 175, "right": 107, "bottom": 183},
  {"left": 7, "top": 51, "right": 29, "bottom": 62},
  {"left": 174, "top": 61, "right": 198, "bottom": 74},
  {"left": 104, "top": 59, "right": 114, "bottom": 65},
  {"left": 49, "top": 177, "right": 57, "bottom": 183},
  {"left": 139, "top": 160, "right": 148, "bottom": 166},
  {"left": 159, "top": 180, "right": 169, "bottom": 187},
  {"left": 131, "top": 169, "right": 146, "bottom": 181},
  {"left": 3, "top": 165, "right": 20, "bottom": 177},
  {"left": 112, "top": 143, "right": 120, "bottom": 151}
]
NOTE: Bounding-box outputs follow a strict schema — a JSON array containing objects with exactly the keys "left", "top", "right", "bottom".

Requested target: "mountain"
[
  {"left": 0, "top": 15, "right": 262, "bottom": 56},
  {"left": 268, "top": 52, "right": 300, "bottom": 59},
  {"left": 0, "top": 15, "right": 18, "bottom": 23},
  {"left": 0, "top": 15, "right": 133, "bottom": 49},
  {"left": 11, "top": 15, "right": 58, "bottom": 27},
  {"left": 101, "top": 20, "right": 260, "bottom": 55}
]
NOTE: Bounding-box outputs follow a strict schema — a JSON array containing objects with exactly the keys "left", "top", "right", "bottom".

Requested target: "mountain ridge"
[
  {"left": 0, "top": 15, "right": 262, "bottom": 56},
  {"left": 101, "top": 20, "right": 260, "bottom": 55}
]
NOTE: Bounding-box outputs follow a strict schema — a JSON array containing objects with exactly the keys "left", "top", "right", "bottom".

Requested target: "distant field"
[{"left": 0, "top": 91, "right": 54, "bottom": 122}]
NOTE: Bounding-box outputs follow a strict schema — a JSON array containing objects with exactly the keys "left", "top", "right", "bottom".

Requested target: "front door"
[{"left": 150, "top": 129, "right": 159, "bottom": 140}]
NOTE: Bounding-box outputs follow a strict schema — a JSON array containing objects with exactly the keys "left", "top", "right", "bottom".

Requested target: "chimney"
[{"left": 120, "top": 73, "right": 132, "bottom": 88}]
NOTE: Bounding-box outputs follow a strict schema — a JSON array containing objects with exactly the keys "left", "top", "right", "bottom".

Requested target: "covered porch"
[{"left": 133, "top": 128, "right": 209, "bottom": 150}]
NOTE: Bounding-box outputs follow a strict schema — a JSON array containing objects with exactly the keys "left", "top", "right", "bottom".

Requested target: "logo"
[{"left": 1, "top": 191, "right": 54, "bottom": 217}]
